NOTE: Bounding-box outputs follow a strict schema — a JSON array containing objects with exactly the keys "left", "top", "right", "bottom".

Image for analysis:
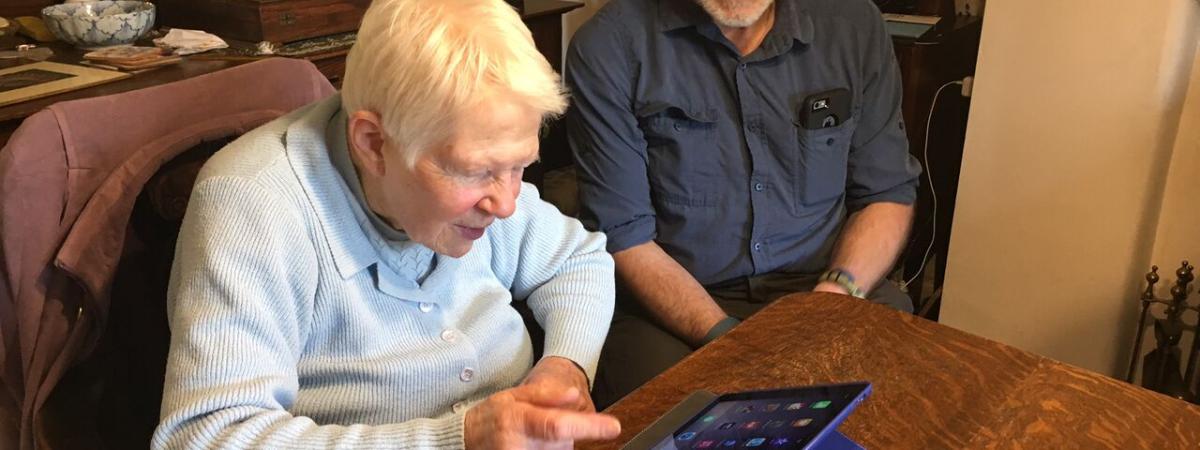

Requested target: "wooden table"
[
  {"left": 0, "top": 44, "right": 244, "bottom": 146},
  {"left": 586, "top": 293, "right": 1200, "bottom": 449}
]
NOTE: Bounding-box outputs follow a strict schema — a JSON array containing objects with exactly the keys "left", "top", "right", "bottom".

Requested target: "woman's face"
[{"left": 373, "top": 99, "right": 541, "bottom": 258}]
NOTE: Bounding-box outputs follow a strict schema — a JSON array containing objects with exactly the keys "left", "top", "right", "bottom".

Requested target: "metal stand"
[{"left": 1126, "top": 261, "right": 1197, "bottom": 404}]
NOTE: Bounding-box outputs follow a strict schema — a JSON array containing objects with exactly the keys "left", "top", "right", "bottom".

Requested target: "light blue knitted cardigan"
[{"left": 152, "top": 95, "right": 615, "bottom": 449}]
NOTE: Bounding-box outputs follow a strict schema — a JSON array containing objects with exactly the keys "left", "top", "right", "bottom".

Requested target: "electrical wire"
[{"left": 902, "top": 80, "right": 963, "bottom": 289}]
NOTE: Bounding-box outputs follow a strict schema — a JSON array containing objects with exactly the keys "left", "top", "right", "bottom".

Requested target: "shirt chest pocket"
[
  {"left": 794, "top": 115, "right": 857, "bottom": 207},
  {"left": 637, "top": 102, "right": 721, "bottom": 207}
]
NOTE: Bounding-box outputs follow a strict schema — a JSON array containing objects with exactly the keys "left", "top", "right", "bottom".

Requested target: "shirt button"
[
  {"left": 418, "top": 302, "right": 433, "bottom": 313},
  {"left": 826, "top": 137, "right": 836, "bottom": 146},
  {"left": 753, "top": 242, "right": 763, "bottom": 251},
  {"left": 460, "top": 367, "right": 475, "bottom": 382},
  {"left": 452, "top": 401, "right": 467, "bottom": 413},
  {"left": 739, "top": 63, "right": 747, "bottom": 70},
  {"left": 754, "top": 183, "right": 765, "bottom": 192},
  {"left": 441, "top": 329, "right": 459, "bottom": 343},
  {"left": 673, "top": 122, "right": 683, "bottom": 132}
]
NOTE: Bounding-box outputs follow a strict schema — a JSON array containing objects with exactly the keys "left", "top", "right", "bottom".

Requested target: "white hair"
[
  {"left": 696, "top": 0, "right": 774, "bottom": 28},
  {"left": 342, "top": 0, "right": 567, "bottom": 166}
]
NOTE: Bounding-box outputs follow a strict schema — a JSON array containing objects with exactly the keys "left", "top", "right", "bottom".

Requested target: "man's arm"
[
  {"left": 823, "top": 4, "right": 923, "bottom": 294},
  {"left": 815, "top": 202, "right": 912, "bottom": 295},
  {"left": 613, "top": 241, "right": 728, "bottom": 347},
  {"left": 565, "top": 14, "right": 730, "bottom": 345}
]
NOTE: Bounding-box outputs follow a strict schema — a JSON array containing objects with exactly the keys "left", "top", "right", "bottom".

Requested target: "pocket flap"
[{"left": 636, "top": 101, "right": 716, "bottom": 123}]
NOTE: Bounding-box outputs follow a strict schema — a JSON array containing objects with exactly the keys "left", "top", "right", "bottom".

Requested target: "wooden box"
[{"left": 155, "top": 0, "right": 371, "bottom": 44}]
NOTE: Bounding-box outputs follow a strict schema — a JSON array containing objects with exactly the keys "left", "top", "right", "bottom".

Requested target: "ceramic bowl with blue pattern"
[{"left": 42, "top": 1, "right": 156, "bottom": 49}]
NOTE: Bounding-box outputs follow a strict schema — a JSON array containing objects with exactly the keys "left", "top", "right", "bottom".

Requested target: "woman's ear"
[{"left": 347, "top": 110, "right": 389, "bottom": 177}]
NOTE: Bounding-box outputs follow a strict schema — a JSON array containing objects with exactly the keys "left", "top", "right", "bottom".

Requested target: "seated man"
[
  {"left": 566, "top": 0, "right": 922, "bottom": 407},
  {"left": 153, "top": 0, "right": 621, "bottom": 447}
]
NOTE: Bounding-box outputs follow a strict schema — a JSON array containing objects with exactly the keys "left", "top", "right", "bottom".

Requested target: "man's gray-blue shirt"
[{"left": 566, "top": 0, "right": 922, "bottom": 286}]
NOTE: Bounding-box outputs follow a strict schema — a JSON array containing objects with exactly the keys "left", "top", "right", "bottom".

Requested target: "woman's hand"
[
  {"left": 464, "top": 382, "right": 621, "bottom": 449},
  {"left": 521, "top": 356, "right": 595, "bottom": 412}
]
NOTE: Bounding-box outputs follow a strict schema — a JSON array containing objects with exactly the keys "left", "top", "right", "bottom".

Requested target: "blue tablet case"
[
  {"left": 813, "top": 431, "right": 864, "bottom": 450},
  {"left": 620, "top": 390, "right": 867, "bottom": 450}
]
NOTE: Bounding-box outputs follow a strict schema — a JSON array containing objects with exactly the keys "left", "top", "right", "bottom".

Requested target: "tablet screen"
[{"left": 649, "top": 383, "right": 870, "bottom": 450}]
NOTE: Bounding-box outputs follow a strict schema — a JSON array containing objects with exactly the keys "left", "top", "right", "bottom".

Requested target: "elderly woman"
[{"left": 151, "top": 0, "right": 619, "bottom": 447}]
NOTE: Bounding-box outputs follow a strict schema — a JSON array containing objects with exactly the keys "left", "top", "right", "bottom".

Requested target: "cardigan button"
[
  {"left": 460, "top": 367, "right": 475, "bottom": 382},
  {"left": 441, "top": 329, "right": 459, "bottom": 343},
  {"left": 419, "top": 302, "right": 434, "bottom": 313}
]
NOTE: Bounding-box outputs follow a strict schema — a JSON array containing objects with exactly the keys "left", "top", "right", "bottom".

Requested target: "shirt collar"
[
  {"left": 773, "top": 0, "right": 814, "bottom": 44},
  {"left": 657, "top": 0, "right": 711, "bottom": 32},
  {"left": 287, "top": 95, "right": 438, "bottom": 289},
  {"left": 324, "top": 108, "right": 411, "bottom": 243},
  {"left": 657, "top": 0, "right": 814, "bottom": 45},
  {"left": 283, "top": 95, "right": 379, "bottom": 279}
]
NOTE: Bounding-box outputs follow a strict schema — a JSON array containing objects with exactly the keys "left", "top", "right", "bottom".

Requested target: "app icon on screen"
[
  {"left": 770, "top": 437, "right": 790, "bottom": 447},
  {"left": 746, "top": 438, "right": 766, "bottom": 447},
  {"left": 678, "top": 432, "right": 698, "bottom": 440},
  {"left": 718, "top": 422, "right": 737, "bottom": 430},
  {"left": 764, "top": 403, "right": 780, "bottom": 412},
  {"left": 812, "top": 400, "right": 832, "bottom": 409},
  {"left": 786, "top": 402, "right": 804, "bottom": 410},
  {"left": 721, "top": 440, "right": 739, "bottom": 447},
  {"left": 738, "top": 406, "right": 754, "bottom": 413},
  {"left": 703, "top": 415, "right": 716, "bottom": 423},
  {"left": 741, "top": 421, "right": 761, "bottom": 430},
  {"left": 696, "top": 440, "right": 716, "bottom": 448},
  {"left": 791, "top": 418, "right": 813, "bottom": 427},
  {"left": 765, "top": 420, "right": 785, "bottom": 429}
]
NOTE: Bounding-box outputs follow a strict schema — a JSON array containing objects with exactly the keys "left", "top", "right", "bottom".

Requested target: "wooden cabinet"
[
  {"left": 155, "top": 0, "right": 371, "bottom": 44},
  {"left": 0, "top": 0, "right": 55, "bottom": 18},
  {"left": 892, "top": 15, "right": 983, "bottom": 317},
  {"left": 300, "top": 0, "right": 581, "bottom": 84}
]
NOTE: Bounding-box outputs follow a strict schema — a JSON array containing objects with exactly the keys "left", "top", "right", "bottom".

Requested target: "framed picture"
[{"left": 0, "top": 61, "right": 130, "bottom": 108}]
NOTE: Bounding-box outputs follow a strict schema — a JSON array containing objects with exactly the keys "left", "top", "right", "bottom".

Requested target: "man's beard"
[{"left": 695, "top": 0, "right": 775, "bottom": 27}]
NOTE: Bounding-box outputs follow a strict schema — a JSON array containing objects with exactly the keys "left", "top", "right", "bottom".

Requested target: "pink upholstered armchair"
[{"left": 0, "top": 58, "right": 335, "bottom": 450}]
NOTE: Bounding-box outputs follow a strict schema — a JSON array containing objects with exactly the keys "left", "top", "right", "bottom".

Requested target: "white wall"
[
  {"left": 1153, "top": 39, "right": 1200, "bottom": 285},
  {"left": 941, "top": 0, "right": 1200, "bottom": 376}
]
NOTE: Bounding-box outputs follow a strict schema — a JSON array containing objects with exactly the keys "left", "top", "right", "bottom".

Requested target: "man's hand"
[
  {"left": 821, "top": 202, "right": 913, "bottom": 298},
  {"left": 464, "top": 383, "right": 621, "bottom": 449},
  {"left": 522, "top": 356, "right": 595, "bottom": 412}
]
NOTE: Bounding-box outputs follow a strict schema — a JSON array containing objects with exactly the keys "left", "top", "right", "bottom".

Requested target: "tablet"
[{"left": 621, "top": 382, "right": 872, "bottom": 450}]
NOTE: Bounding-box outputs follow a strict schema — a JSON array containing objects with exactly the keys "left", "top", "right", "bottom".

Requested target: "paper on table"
[
  {"left": 881, "top": 13, "right": 942, "bottom": 26},
  {"left": 884, "top": 21, "right": 935, "bottom": 39},
  {"left": 0, "top": 61, "right": 129, "bottom": 107},
  {"left": 153, "top": 28, "right": 228, "bottom": 56}
]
